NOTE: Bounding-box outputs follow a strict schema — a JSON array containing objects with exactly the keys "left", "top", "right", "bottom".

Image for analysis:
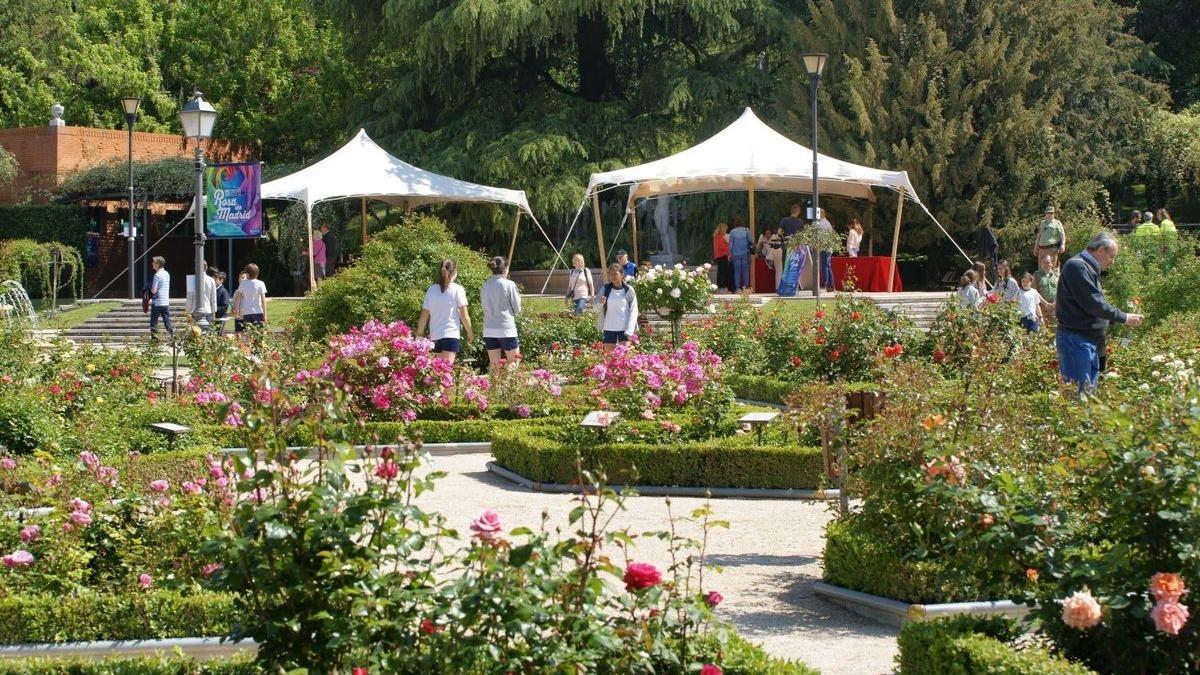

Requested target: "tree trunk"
[{"left": 576, "top": 14, "right": 615, "bottom": 102}]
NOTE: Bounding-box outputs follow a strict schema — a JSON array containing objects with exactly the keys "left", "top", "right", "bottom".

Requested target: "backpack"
[{"left": 595, "top": 283, "right": 636, "bottom": 331}]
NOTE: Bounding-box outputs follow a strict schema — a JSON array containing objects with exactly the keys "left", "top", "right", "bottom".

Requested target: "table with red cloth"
[
  {"left": 753, "top": 257, "right": 777, "bottom": 293},
  {"left": 830, "top": 256, "right": 903, "bottom": 292}
]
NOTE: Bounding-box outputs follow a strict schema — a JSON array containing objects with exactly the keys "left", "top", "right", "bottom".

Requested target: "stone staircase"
[
  {"left": 62, "top": 300, "right": 192, "bottom": 344},
  {"left": 865, "top": 292, "right": 952, "bottom": 330}
]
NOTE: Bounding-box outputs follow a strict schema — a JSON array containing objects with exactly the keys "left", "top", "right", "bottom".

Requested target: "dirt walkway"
[{"left": 409, "top": 452, "right": 898, "bottom": 675}]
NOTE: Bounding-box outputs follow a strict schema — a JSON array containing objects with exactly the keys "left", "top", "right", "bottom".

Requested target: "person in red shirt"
[{"left": 712, "top": 222, "right": 732, "bottom": 292}]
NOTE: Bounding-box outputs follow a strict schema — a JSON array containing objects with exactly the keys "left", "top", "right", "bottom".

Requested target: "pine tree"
[{"left": 780, "top": 0, "right": 1161, "bottom": 254}]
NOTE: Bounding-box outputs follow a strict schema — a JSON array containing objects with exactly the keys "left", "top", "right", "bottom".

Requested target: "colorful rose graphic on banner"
[{"left": 205, "top": 163, "right": 262, "bottom": 238}]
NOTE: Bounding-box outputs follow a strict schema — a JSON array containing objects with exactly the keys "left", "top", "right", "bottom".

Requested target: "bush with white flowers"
[{"left": 629, "top": 263, "right": 716, "bottom": 322}]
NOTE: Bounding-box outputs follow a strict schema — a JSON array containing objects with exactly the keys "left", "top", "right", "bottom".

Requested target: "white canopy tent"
[
  {"left": 568, "top": 107, "right": 967, "bottom": 290},
  {"left": 262, "top": 129, "right": 555, "bottom": 287}
]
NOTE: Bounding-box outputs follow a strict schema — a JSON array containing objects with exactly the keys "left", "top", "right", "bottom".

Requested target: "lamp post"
[
  {"left": 179, "top": 91, "right": 217, "bottom": 326},
  {"left": 120, "top": 96, "right": 141, "bottom": 299},
  {"left": 802, "top": 53, "right": 827, "bottom": 305}
]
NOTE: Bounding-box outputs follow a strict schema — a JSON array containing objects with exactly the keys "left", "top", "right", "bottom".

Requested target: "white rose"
[
  {"left": 703, "top": 263, "right": 712, "bottom": 270},
  {"left": 695, "top": 266, "right": 704, "bottom": 274},
  {"left": 674, "top": 263, "right": 684, "bottom": 270},
  {"left": 670, "top": 288, "right": 682, "bottom": 298},
  {"left": 710, "top": 284, "right": 718, "bottom": 290},
  {"left": 656, "top": 288, "right": 663, "bottom": 295}
]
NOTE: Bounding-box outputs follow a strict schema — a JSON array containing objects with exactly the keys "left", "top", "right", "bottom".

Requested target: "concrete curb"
[
  {"left": 0, "top": 637, "right": 257, "bottom": 660},
  {"left": 487, "top": 461, "right": 836, "bottom": 500},
  {"left": 813, "top": 581, "right": 1031, "bottom": 628}
]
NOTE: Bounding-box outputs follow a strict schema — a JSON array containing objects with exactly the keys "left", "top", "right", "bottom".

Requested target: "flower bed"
[{"left": 490, "top": 422, "right": 825, "bottom": 490}]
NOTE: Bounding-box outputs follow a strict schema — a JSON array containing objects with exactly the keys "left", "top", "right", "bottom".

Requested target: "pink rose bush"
[
  {"left": 586, "top": 342, "right": 725, "bottom": 420},
  {"left": 2, "top": 550, "right": 34, "bottom": 568},
  {"left": 296, "top": 320, "right": 488, "bottom": 421},
  {"left": 469, "top": 509, "right": 502, "bottom": 540},
  {"left": 1149, "top": 573, "right": 1190, "bottom": 636},
  {"left": 485, "top": 360, "right": 561, "bottom": 417}
]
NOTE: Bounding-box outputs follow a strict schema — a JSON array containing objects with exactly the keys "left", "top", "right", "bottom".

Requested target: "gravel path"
[{"left": 409, "top": 452, "right": 898, "bottom": 675}]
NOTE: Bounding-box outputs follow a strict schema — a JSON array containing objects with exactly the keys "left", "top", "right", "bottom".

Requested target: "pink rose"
[
  {"left": 47, "top": 473, "right": 62, "bottom": 487},
  {"left": 138, "top": 573, "right": 153, "bottom": 589},
  {"left": 623, "top": 562, "right": 662, "bottom": 592},
  {"left": 70, "top": 498, "right": 92, "bottom": 513},
  {"left": 79, "top": 451, "right": 100, "bottom": 470},
  {"left": 2, "top": 550, "right": 34, "bottom": 568},
  {"left": 517, "top": 404, "right": 532, "bottom": 419},
  {"left": 19, "top": 525, "right": 40, "bottom": 543},
  {"left": 374, "top": 459, "right": 399, "bottom": 481},
  {"left": 202, "top": 563, "right": 223, "bottom": 577},
  {"left": 706, "top": 590, "right": 723, "bottom": 608},
  {"left": 700, "top": 665, "right": 723, "bottom": 675},
  {"left": 149, "top": 479, "right": 169, "bottom": 493},
  {"left": 1061, "top": 589, "right": 1103, "bottom": 630},
  {"left": 1151, "top": 600, "right": 1189, "bottom": 636},
  {"left": 0, "top": 457, "right": 15, "bottom": 470},
  {"left": 470, "top": 509, "right": 502, "bottom": 540},
  {"left": 69, "top": 510, "right": 93, "bottom": 527},
  {"left": 182, "top": 481, "right": 202, "bottom": 495}
]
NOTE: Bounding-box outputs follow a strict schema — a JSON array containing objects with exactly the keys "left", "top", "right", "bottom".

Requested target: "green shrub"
[
  {"left": 291, "top": 213, "right": 490, "bottom": 348},
  {"left": 192, "top": 417, "right": 549, "bottom": 448},
  {"left": 726, "top": 374, "right": 797, "bottom": 405},
  {"left": 823, "top": 516, "right": 973, "bottom": 604},
  {"left": 0, "top": 656, "right": 260, "bottom": 675},
  {"left": 686, "top": 631, "right": 819, "bottom": 674},
  {"left": 0, "top": 591, "right": 237, "bottom": 644},
  {"left": 0, "top": 204, "right": 87, "bottom": 251},
  {"left": 0, "top": 391, "right": 65, "bottom": 454},
  {"left": 516, "top": 310, "right": 601, "bottom": 362},
  {"left": 490, "top": 424, "right": 826, "bottom": 489},
  {"left": 897, "top": 616, "right": 1094, "bottom": 674}
]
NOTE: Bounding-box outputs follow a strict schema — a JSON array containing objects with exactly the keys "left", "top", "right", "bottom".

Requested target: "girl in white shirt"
[
  {"left": 996, "top": 260, "right": 1021, "bottom": 302},
  {"left": 417, "top": 259, "right": 474, "bottom": 363},
  {"left": 958, "top": 270, "right": 982, "bottom": 309},
  {"left": 1017, "top": 272, "right": 1044, "bottom": 333},
  {"left": 596, "top": 262, "right": 639, "bottom": 352}
]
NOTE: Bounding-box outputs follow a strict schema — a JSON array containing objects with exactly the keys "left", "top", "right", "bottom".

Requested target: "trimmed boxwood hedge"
[
  {"left": 192, "top": 417, "right": 546, "bottom": 448},
  {"left": 490, "top": 424, "right": 825, "bottom": 489},
  {"left": 0, "top": 656, "right": 260, "bottom": 675},
  {"left": 824, "top": 516, "right": 1007, "bottom": 604},
  {"left": 0, "top": 591, "right": 237, "bottom": 644},
  {"left": 726, "top": 374, "right": 797, "bottom": 405},
  {"left": 898, "top": 616, "right": 1094, "bottom": 674}
]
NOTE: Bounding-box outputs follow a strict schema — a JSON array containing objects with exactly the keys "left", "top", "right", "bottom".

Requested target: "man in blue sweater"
[{"left": 1055, "top": 232, "right": 1143, "bottom": 393}]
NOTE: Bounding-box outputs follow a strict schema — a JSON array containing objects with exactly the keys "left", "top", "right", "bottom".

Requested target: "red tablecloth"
[
  {"left": 753, "top": 257, "right": 776, "bottom": 293},
  {"left": 831, "top": 256, "right": 903, "bottom": 292}
]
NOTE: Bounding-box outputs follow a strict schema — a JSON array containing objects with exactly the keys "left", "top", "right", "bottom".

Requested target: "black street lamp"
[
  {"left": 120, "top": 96, "right": 141, "bottom": 299},
  {"left": 179, "top": 91, "right": 217, "bottom": 325},
  {"left": 802, "top": 53, "right": 827, "bottom": 305}
]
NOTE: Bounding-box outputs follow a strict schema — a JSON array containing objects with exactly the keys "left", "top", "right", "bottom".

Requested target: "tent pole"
[
  {"left": 629, "top": 200, "right": 640, "bottom": 268},
  {"left": 504, "top": 209, "right": 521, "bottom": 276},
  {"left": 888, "top": 188, "right": 905, "bottom": 293},
  {"left": 592, "top": 192, "right": 607, "bottom": 282},
  {"left": 748, "top": 177, "right": 756, "bottom": 289},
  {"left": 361, "top": 196, "right": 368, "bottom": 246},
  {"left": 306, "top": 204, "right": 316, "bottom": 291}
]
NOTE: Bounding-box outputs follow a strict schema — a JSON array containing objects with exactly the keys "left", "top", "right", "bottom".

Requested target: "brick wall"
[{"left": 0, "top": 125, "right": 247, "bottom": 204}]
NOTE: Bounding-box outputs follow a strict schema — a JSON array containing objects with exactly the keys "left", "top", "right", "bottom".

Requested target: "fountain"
[{"left": 0, "top": 280, "right": 39, "bottom": 328}]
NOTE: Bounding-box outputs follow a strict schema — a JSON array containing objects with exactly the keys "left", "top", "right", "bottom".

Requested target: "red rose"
[
  {"left": 814, "top": 337, "right": 826, "bottom": 345},
  {"left": 706, "top": 590, "right": 723, "bottom": 608},
  {"left": 814, "top": 310, "right": 826, "bottom": 320},
  {"left": 986, "top": 293, "right": 999, "bottom": 304},
  {"left": 932, "top": 349, "right": 946, "bottom": 363},
  {"left": 851, "top": 311, "right": 861, "bottom": 321},
  {"left": 790, "top": 356, "right": 802, "bottom": 368},
  {"left": 623, "top": 562, "right": 662, "bottom": 591},
  {"left": 49, "top": 384, "right": 62, "bottom": 395},
  {"left": 109, "top": 368, "right": 119, "bottom": 378},
  {"left": 420, "top": 618, "right": 442, "bottom": 635},
  {"left": 353, "top": 668, "right": 368, "bottom": 675}
]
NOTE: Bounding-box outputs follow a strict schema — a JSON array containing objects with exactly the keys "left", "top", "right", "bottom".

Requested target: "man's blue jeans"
[
  {"left": 732, "top": 254, "right": 750, "bottom": 290},
  {"left": 149, "top": 305, "right": 173, "bottom": 336},
  {"left": 1057, "top": 328, "right": 1099, "bottom": 393}
]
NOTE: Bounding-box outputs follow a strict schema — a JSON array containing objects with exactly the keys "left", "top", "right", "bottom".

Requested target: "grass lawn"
[
  {"left": 761, "top": 297, "right": 820, "bottom": 322},
  {"left": 268, "top": 298, "right": 304, "bottom": 326},
  {"left": 41, "top": 301, "right": 121, "bottom": 329},
  {"left": 523, "top": 296, "right": 572, "bottom": 315}
]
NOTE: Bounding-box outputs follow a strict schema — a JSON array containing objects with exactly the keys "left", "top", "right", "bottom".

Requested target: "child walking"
[{"left": 1017, "top": 272, "right": 1044, "bottom": 332}]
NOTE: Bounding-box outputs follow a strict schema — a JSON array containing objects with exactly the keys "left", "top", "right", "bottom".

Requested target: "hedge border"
[
  {"left": 897, "top": 616, "right": 1094, "bottom": 674},
  {"left": 489, "top": 423, "right": 826, "bottom": 490},
  {"left": 0, "top": 655, "right": 259, "bottom": 674},
  {"left": 0, "top": 591, "right": 237, "bottom": 645}
]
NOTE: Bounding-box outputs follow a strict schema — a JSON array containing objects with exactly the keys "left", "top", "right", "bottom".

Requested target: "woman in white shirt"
[
  {"left": 481, "top": 256, "right": 521, "bottom": 371},
  {"left": 417, "top": 259, "right": 474, "bottom": 363},
  {"left": 846, "top": 219, "right": 863, "bottom": 257},
  {"left": 596, "top": 262, "right": 639, "bottom": 353},
  {"left": 565, "top": 254, "right": 594, "bottom": 315},
  {"left": 233, "top": 263, "right": 268, "bottom": 336},
  {"left": 995, "top": 260, "right": 1021, "bottom": 302}
]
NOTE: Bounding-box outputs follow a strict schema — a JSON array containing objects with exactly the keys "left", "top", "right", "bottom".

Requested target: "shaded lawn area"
[
  {"left": 268, "top": 298, "right": 304, "bottom": 327},
  {"left": 41, "top": 301, "right": 121, "bottom": 329}
]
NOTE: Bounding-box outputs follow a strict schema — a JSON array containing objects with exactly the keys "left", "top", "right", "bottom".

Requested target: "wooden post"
[
  {"left": 888, "top": 188, "right": 905, "bottom": 293},
  {"left": 504, "top": 209, "right": 521, "bottom": 276},
  {"left": 592, "top": 192, "right": 607, "bottom": 281},
  {"left": 629, "top": 200, "right": 640, "bottom": 267},
  {"left": 748, "top": 177, "right": 757, "bottom": 289},
  {"left": 360, "top": 196, "right": 368, "bottom": 246}
]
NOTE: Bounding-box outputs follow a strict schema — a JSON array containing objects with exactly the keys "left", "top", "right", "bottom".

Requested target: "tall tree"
[
  {"left": 780, "top": 0, "right": 1161, "bottom": 253},
  {"left": 317, "top": 0, "right": 796, "bottom": 258}
]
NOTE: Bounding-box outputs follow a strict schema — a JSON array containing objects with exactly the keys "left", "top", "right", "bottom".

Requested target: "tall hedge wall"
[{"left": 0, "top": 204, "right": 88, "bottom": 250}]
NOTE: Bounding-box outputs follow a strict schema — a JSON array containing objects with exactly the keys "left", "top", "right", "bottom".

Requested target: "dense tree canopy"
[{"left": 779, "top": 0, "right": 1161, "bottom": 250}]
